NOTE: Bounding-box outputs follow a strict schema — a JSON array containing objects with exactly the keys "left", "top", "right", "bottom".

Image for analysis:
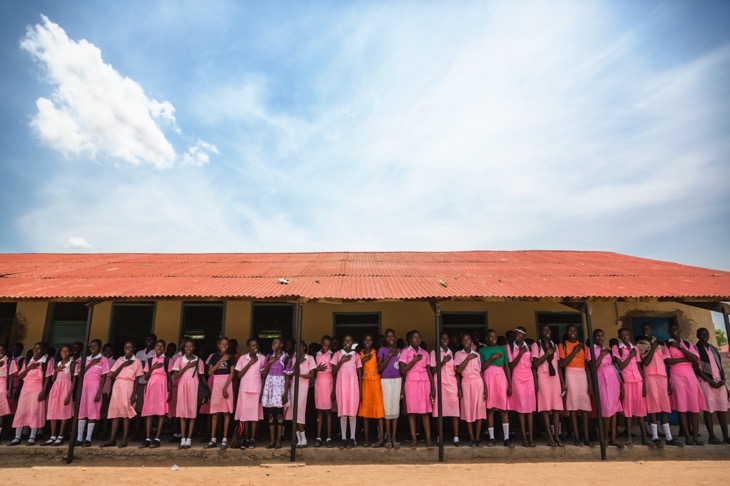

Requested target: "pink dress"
[
  {"left": 506, "top": 344, "right": 536, "bottom": 413},
  {"left": 285, "top": 354, "right": 315, "bottom": 424},
  {"left": 612, "top": 343, "right": 646, "bottom": 418},
  {"left": 697, "top": 344, "right": 730, "bottom": 413},
  {"left": 314, "top": 351, "right": 334, "bottom": 411},
  {"left": 172, "top": 355, "right": 204, "bottom": 419},
  {"left": 0, "top": 357, "right": 18, "bottom": 416},
  {"left": 664, "top": 341, "right": 706, "bottom": 413},
  {"left": 399, "top": 346, "right": 432, "bottom": 414},
  {"left": 643, "top": 345, "right": 671, "bottom": 414},
  {"left": 331, "top": 350, "right": 362, "bottom": 417},
  {"left": 430, "top": 348, "right": 460, "bottom": 418},
  {"left": 454, "top": 349, "right": 485, "bottom": 422},
  {"left": 13, "top": 356, "right": 53, "bottom": 429},
  {"left": 207, "top": 354, "right": 235, "bottom": 414},
  {"left": 76, "top": 354, "right": 110, "bottom": 420},
  {"left": 234, "top": 353, "right": 264, "bottom": 422},
  {"left": 532, "top": 341, "right": 563, "bottom": 412},
  {"left": 107, "top": 357, "right": 144, "bottom": 419},
  {"left": 9, "top": 357, "right": 24, "bottom": 413},
  {"left": 46, "top": 360, "right": 74, "bottom": 420},
  {"left": 141, "top": 355, "right": 170, "bottom": 417},
  {"left": 588, "top": 345, "right": 622, "bottom": 417}
]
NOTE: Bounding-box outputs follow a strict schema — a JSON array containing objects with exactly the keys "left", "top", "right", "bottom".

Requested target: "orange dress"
[{"left": 358, "top": 349, "right": 384, "bottom": 419}]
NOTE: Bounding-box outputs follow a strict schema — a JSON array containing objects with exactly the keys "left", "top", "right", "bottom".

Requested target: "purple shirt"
[
  {"left": 377, "top": 347, "right": 402, "bottom": 379},
  {"left": 261, "top": 353, "right": 289, "bottom": 377}
]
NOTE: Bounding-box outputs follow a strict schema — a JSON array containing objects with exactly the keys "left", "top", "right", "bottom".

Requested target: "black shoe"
[
  {"left": 487, "top": 438, "right": 496, "bottom": 447},
  {"left": 7, "top": 438, "right": 21, "bottom": 446},
  {"left": 326, "top": 438, "right": 333, "bottom": 448},
  {"left": 150, "top": 438, "right": 161, "bottom": 449},
  {"left": 139, "top": 439, "right": 151, "bottom": 449},
  {"left": 339, "top": 439, "right": 347, "bottom": 449},
  {"left": 504, "top": 439, "right": 514, "bottom": 448},
  {"left": 74, "top": 440, "right": 83, "bottom": 447},
  {"left": 453, "top": 438, "right": 460, "bottom": 447},
  {"left": 41, "top": 439, "right": 55, "bottom": 446},
  {"left": 666, "top": 438, "right": 684, "bottom": 447},
  {"left": 203, "top": 440, "right": 217, "bottom": 449},
  {"left": 82, "top": 440, "right": 92, "bottom": 448},
  {"left": 249, "top": 439, "right": 256, "bottom": 449},
  {"left": 348, "top": 438, "right": 356, "bottom": 448},
  {"left": 314, "top": 438, "right": 322, "bottom": 447}
]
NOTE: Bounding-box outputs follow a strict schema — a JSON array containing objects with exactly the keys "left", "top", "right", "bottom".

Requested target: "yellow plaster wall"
[
  {"left": 14, "top": 302, "right": 49, "bottom": 348},
  {"left": 153, "top": 301, "right": 182, "bottom": 346}
]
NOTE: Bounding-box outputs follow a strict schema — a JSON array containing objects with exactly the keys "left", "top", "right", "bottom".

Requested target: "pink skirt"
[
  {"left": 314, "top": 373, "right": 333, "bottom": 410},
  {"left": 285, "top": 378, "right": 309, "bottom": 424},
  {"left": 699, "top": 380, "right": 729, "bottom": 413},
  {"left": 509, "top": 369, "right": 536, "bottom": 413},
  {"left": 175, "top": 377, "right": 199, "bottom": 419},
  {"left": 141, "top": 374, "right": 169, "bottom": 417},
  {"left": 621, "top": 381, "right": 647, "bottom": 418},
  {"left": 432, "top": 378, "right": 460, "bottom": 418},
  {"left": 484, "top": 366, "right": 509, "bottom": 410},
  {"left": 209, "top": 375, "right": 234, "bottom": 414},
  {"left": 669, "top": 372, "right": 706, "bottom": 413},
  {"left": 12, "top": 381, "right": 46, "bottom": 429},
  {"left": 564, "top": 367, "right": 591, "bottom": 412},
  {"left": 78, "top": 377, "right": 103, "bottom": 420},
  {"left": 460, "top": 377, "right": 485, "bottom": 422},
  {"left": 404, "top": 379, "right": 432, "bottom": 415},
  {"left": 0, "top": 377, "right": 11, "bottom": 416},
  {"left": 645, "top": 375, "right": 671, "bottom": 414},
  {"left": 335, "top": 369, "right": 360, "bottom": 417},
  {"left": 46, "top": 377, "right": 74, "bottom": 420},
  {"left": 235, "top": 391, "right": 263, "bottom": 422},
  {"left": 596, "top": 367, "right": 622, "bottom": 417},
  {"left": 108, "top": 378, "right": 137, "bottom": 419},
  {"left": 536, "top": 372, "right": 563, "bottom": 412}
]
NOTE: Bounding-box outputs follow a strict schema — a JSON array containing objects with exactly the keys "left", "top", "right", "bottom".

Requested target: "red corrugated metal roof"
[{"left": 0, "top": 251, "right": 728, "bottom": 301}]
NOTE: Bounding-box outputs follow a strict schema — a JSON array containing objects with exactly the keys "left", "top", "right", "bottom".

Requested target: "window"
[
  {"left": 181, "top": 302, "right": 224, "bottom": 354},
  {"left": 49, "top": 303, "right": 88, "bottom": 349},
  {"left": 0, "top": 303, "right": 16, "bottom": 348},
  {"left": 333, "top": 313, "right": 380, "bottom": 347},
  {"left": 441, "top": 312, "right": 488, "bottom": 339},
  {"left": 535, "top": 312, "right": 584, "bottom": 343},
  {"left": 109, "top": 302, "right": 155, "bottom": 356},
  {"left": 251, "top": 303, "right": 294, "bottom": 354}
]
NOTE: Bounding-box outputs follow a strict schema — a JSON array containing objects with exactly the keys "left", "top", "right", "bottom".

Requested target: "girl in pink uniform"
[
  {"left": 44, "top": 345, "right": 75, "bottom": 446},
  {"left": 612, "top": 328, "right": 651, "bottom": 447},
  {"left": 313, "top": 336, "right": 334, "bottom": 448},
  {"left": 234, "top": 338, "right": 263, "bottom": 449},
  {"left": 454, "top": 334, "right": 485, "bottom": 447},
  {"left": 75, "top": 339, "right": 110, "bottom": 447},
  {"left": 400, "top": 330, "right": 435, "bottom": 449},
  {"left": 99, "top": 343, "right": 115, "bottom": 438},
  {"left": 173, "top": 339, "right": 205, "bottom": 449},
  {"left": 102, "top": 341, "right": 144, "bottom": 448},
  {"left": 430, "top": 332, "right": 460, "bottom": 447},
  {"left": 532, "top": 325, "right": 565, "bottom": 447},
  {"left": 665, "top": 323, "right": 706, "bottom": 445},
  {"left": 205, "top": 337, "right": 235, "bottom": 450},
  {"left": 331, "top": 335, "right": 362, "bottom": 448},
  {"left": 507, "top": 327, "right": 536, "bottom": 447},
  {"left": 0, "top": 344, "right": 18, "bottom": 441},
  {"left": 140, "top": 340, "right": 171, "bottom": 449},
  {"left": 588, "top": 329, "right": 624, "bottom": 448},
  {"left": 9, "top": 342, "right": 52, "bottom": 446},
  {"left": 695, "top": 327, "right": 730, "bottom": 444},
  {"left": 559, "top": 324, "right": 593, "bottom": 447},
  {"left": 285, "top": 341, "right": 316, "bottom": 448},
  {"left": 480, "top": 329, "right": 513, "bottom": 448}
]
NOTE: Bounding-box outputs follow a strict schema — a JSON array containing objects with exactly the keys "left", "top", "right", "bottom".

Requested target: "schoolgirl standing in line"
[
  {"left": 75, "top": 339, "right": 110, "bottom": 447},
  {"left": 400, "top": 330, "right": 435, "bottom": 449},
  {"left": 377, "top": 329, "right": 403, "bottom": 449},
  {"left": 331, "top": 335, "right": 363, "bottom": 448},
  {"left": 612, "top": 328, "right": 651, "bottom": 447},
  {"left": 140, "top": 339, "right": 171, "bottom": 449},
  {"left": 430, "top": 332, "right": 460, "bottom": 447},
  {"left": 44, "top": 345, "right": 75, "bottom": 446},
  {"left": 0, "top": 344, "right": 18, "bottom": 442},
  {"left": 8, "top": 343, "right": 24, "bottom": 417},
  {"left": 314, "top": 335, "right": 334, "bottom": 448},
  {"left": 695, "top": 327, "right": 730, "bottom": 444},
  {"left": 507, "top": 327, "right": 537, "bottom": 447},
  {"left": 588, "top": 329, "right": 624, "bottom": 448},
  {"left": 359, "top": 335, "right": 386, "bottom": 447},
  {"left": 234, "top": 338, "right": 263, "bottom": 449},
  {"left": 285, "top": 340, "right": 316, "bottom": 448},
  {"left": 102, "top": 341, "right": 144, "bottom": 448},
  {"left": 531, "top": 325, "right": 565, "bottom": 447},
  {"left": 261, "top": 338, "right": 288, "bottom": 449},
  {"left": 558, "top": 324, "right": 593, "bottom": 447},
  {"left": 9, "top": 342, "right": 52, "bottom": 446},
  {"left": 173, "top": 339, "right": 204, "bottom": 449},
  {"left": 205, "top": 337, "right": 235, "bottom": 450},
  {"left": 454, "top": 334, "right": 485, "bottom": 447},
  {"left": 480, "top": 329, "right": 513, "bottom": 447},
  {"left": 99, "top": 343, "right": 116, "bottom": 437}
]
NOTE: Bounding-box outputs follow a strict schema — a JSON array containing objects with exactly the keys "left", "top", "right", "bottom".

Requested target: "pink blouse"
[
  {"left": 399, "top": 346, "right": 430, "bottom": 383},
  {"left": 612, "top": 343, "right": 642, "bottom": 383},
  {"left": 664, "top": 340, "right": 700, "bottom": 377},
  {"left": 430, "top": 348, "right": 457, "bottom": 387},
  {"left": 331, "top": 350, "right": 362, "bottom": 372},
  {"left": 454, "top": 349, "right": 481, "bottom": 380},
  {"left": 110, "top": 357, "right": 144, "bottom": 381},
  {"left": 235, "top": 353, "right": 263, "bottom": 393}
]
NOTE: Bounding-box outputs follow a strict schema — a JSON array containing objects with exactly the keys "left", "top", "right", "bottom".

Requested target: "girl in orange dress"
[{"left": 358, "top": 335, "right": 385, "bottom": 447}]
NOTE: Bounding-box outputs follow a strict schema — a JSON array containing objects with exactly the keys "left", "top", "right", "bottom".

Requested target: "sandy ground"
[{"left": 5, "top": 461, "right": 728, "bottom": 486}]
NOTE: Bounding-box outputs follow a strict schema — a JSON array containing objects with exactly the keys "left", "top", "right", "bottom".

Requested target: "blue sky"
[{"left": 0, "top": 1, "right": 729, "bottom": 275}]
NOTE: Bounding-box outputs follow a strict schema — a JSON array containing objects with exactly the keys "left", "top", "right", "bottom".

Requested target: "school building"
[{"left": 0, "top": 251, "right": 729, "bottom": 358}]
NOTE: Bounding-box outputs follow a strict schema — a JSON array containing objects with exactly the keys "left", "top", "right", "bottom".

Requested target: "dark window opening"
[
  {"left": 181, "top": 302, "right": 224, "bottom": 356},
  {"left": 333, "top": 313, "right": 380, "bottom": 347},
  {"left": 0, "top": 303, "right": 17, "bottom": 349},
  {"left": 251, "top": 303, "right": 294, "bottom": 355},
  {"left": 109, "top": 303, "right": 155, "bottom": 356}
]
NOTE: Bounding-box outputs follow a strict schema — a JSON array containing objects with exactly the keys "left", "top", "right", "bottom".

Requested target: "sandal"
[
  {"left": 118, "top": 440, "right": 128, "bottom": 448},
  {"left": 410, "top": 440, "right": 418, "bottom": 449},
  {"left": 220, "top": 439, "right": 228, "bottom": 450},
  {"left": 150, "top": 438, "right": 161, "bottom": 449},
  {"left": 204, "top": 441, "right": 217, "bottom": 449},
  {"left": 393, "top": 441, "right": 400, "bottom": 449},
  {"left": 547, "top": 441, "right": 558, "bottom": 448},
  {"left": 325, "top": 438, "right": 333, "bottom": 448},
  {"left": 384, "top": 442, "right": 392, "bottom": 449},
  {"left": 41, "top": 438, "right": 55, "bottom": 446},
  {"left": 53, "top": 438, "right": 64, "bottom": 446},
  {"left": 573, "top": 439, "right": 581, "bottom": 447},
  {"left": 266, "top": 442, "right": 276, "bottom": 449}
]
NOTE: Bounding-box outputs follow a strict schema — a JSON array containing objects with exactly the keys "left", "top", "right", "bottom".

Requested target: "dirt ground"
[{"left": 4, "top": 461, "right": 727, "bottom": 486}]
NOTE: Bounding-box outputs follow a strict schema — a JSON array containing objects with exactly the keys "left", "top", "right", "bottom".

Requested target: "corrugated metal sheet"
[{"left": 0, "top": 251, "right": 728, "bottom": 301}]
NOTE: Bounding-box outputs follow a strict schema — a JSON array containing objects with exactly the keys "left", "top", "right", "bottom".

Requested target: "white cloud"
[
  {"left": 61, "top": 236, "right": 94, "bottom": 251},
  {"left": 181, "top": 140, "right": 220, "bottom": 166}
]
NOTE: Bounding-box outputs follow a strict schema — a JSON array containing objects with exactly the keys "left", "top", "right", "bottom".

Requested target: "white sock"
[
  {"left": 210, "top": 437, "right": 217, "bottom": 443},
  {"left": 340, "top": 417, "right": 348, "bottom": 439},
  {"left": 77, "top": 420, "right": 87, "bottom": 441},
  {"left": 49, "top": 435, "right": 57, "bottom": 441},
  {"left": 349, "top": 416, "right": 356, "bottom": 440},
  {"left": 85, "top": 423, "right": 95, "bottom": 441},
  {"left": 651, "top": 424, "right": 659, "bottom": 441},
  {"left": 662, "top": 423, "right": 673, "bottom": 441},
  {"left": 29, "top": 428, "right": 37, "bottom": 440},
  {"left": 502, "top": 423, "right": 509, "bottom": 439},
  {"left": 488, "top": 427, "right": 495, "bottom": 439},
  {"left": 295, "top": 431, "right": 302, "bottom": 445},
  {"left": 14, "top": 428, "right": 22, "bottom": 440},
  {"left": 300, "top": 432, "right": 307, "bottom": 445}
]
